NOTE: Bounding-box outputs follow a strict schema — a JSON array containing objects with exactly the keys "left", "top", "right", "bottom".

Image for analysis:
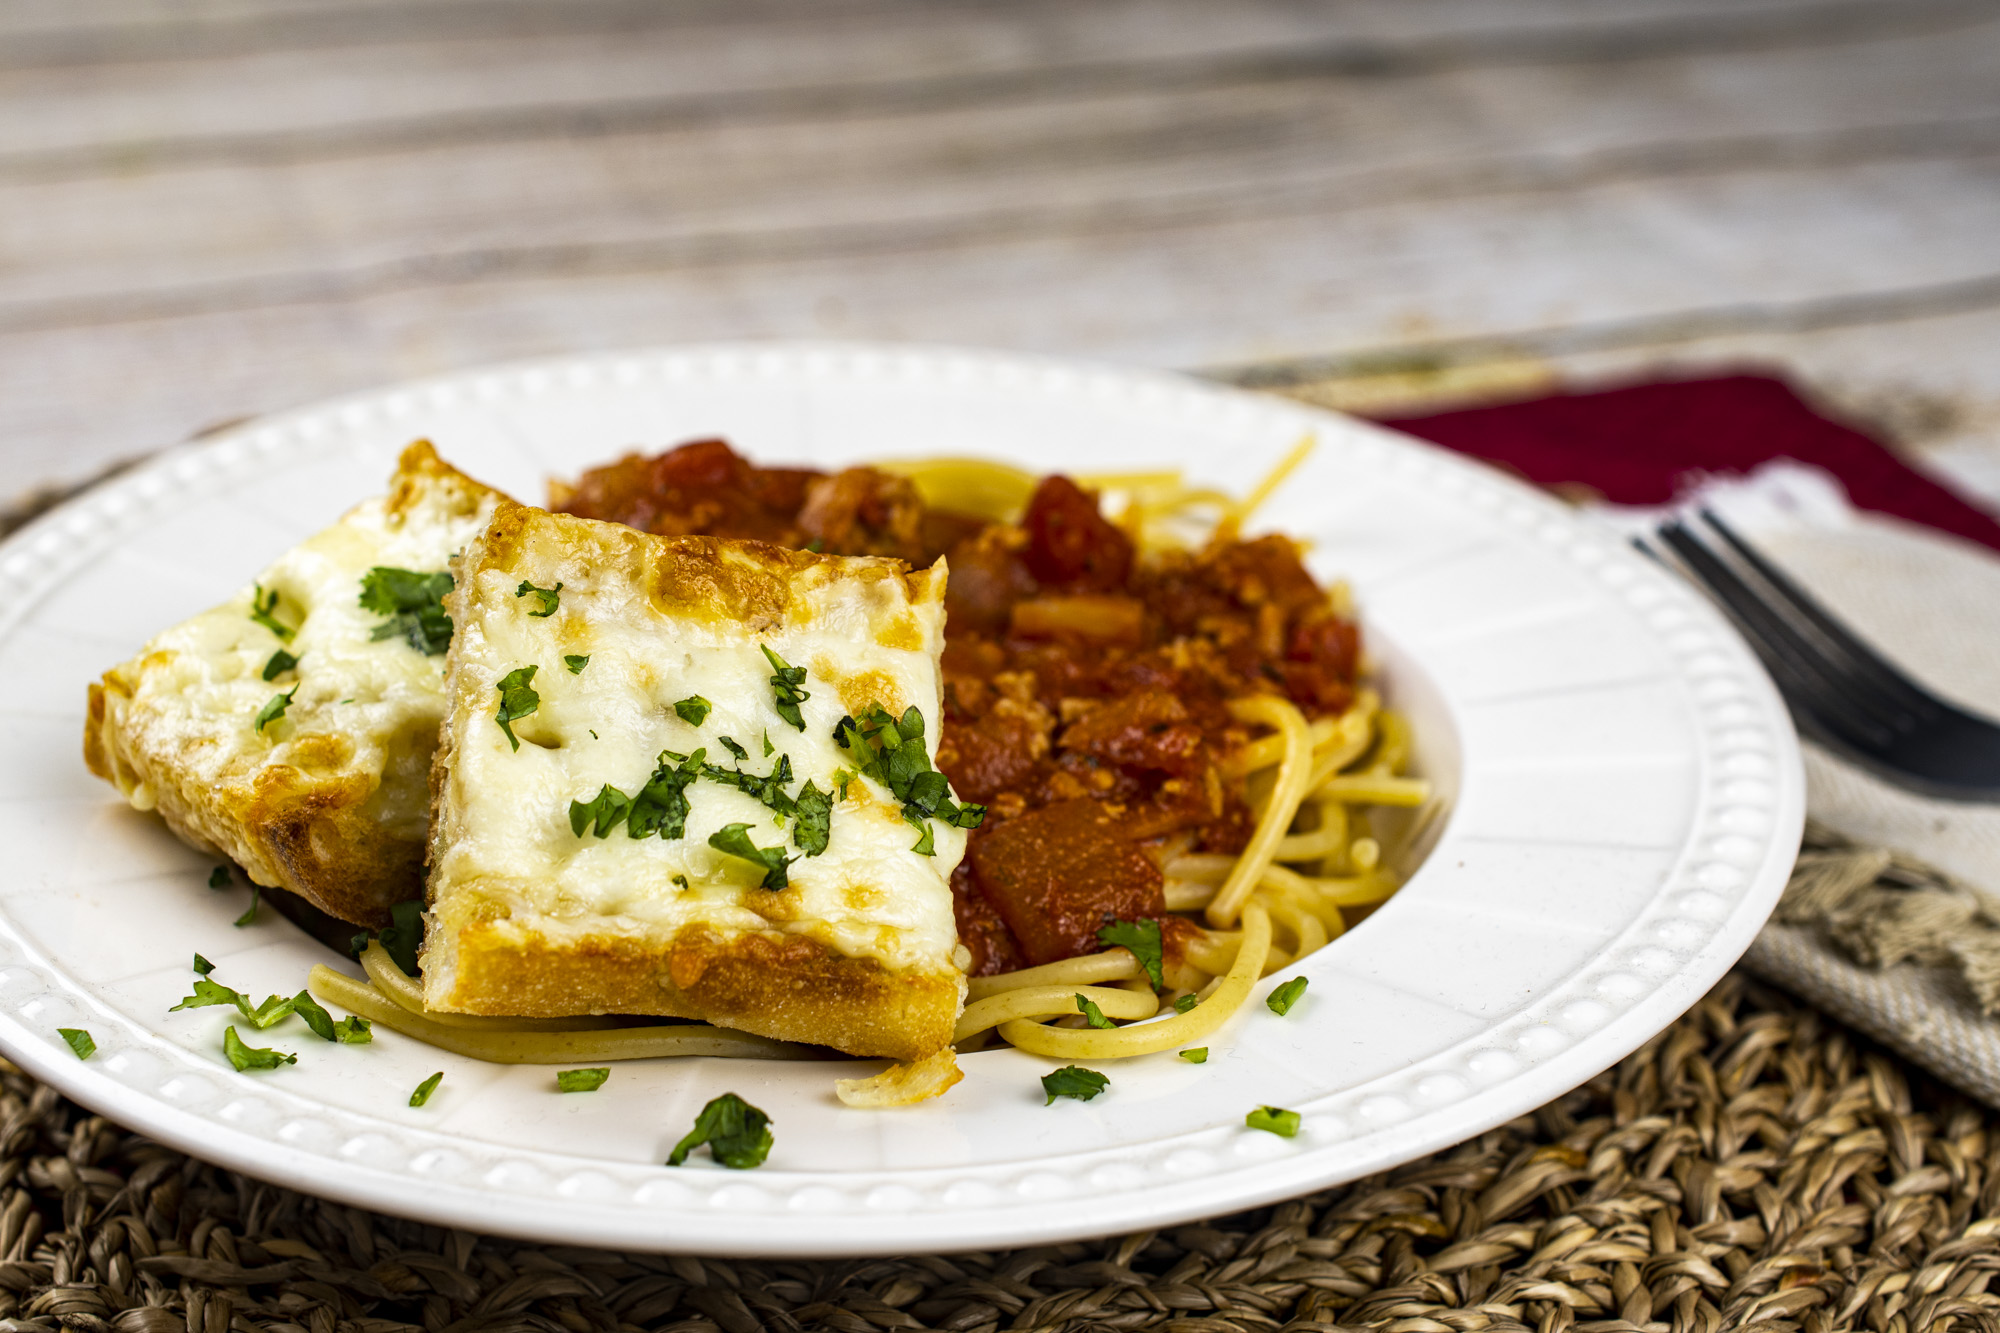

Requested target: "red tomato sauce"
[{"left": 554, "top": 441, "right": 1361, "bottom": 975}]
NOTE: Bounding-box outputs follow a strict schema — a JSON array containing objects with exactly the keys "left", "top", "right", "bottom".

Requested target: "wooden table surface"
[{"left": 7, "top": 0, "right": 2000, "bottom": 503}]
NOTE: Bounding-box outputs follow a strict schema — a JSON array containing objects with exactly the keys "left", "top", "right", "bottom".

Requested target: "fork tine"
[
  {"left": 1696, "top": 509, "right": 1940, "bottom": 721},
  {"left": 1655, "top": 522, "right": 1905, "bottom": 748}
]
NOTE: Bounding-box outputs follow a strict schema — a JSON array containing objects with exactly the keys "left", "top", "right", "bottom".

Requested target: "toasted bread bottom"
[{"left": 427, "top": 908, "right": 962, "bottom": 1062}]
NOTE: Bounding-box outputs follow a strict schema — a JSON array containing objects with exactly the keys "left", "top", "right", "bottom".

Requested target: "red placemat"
[{"left": 1375, "top": 372, "right": 2000, "bottom": 553}]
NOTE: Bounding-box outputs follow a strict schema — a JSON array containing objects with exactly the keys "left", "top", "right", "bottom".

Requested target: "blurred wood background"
[{"left": 6, "top": 0, "right": 2000, "bottom": 504}]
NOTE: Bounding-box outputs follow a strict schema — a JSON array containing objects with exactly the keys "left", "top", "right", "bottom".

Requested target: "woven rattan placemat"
[{"left": 6, "top": 973, "right": 1995, "bottom": 1333}]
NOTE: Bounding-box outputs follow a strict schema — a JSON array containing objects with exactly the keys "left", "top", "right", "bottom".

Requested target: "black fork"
[{"left": 1648, "top": 510, "right": 2000, "bottom": 801}]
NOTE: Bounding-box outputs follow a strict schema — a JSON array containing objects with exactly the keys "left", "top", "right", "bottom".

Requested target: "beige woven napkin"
[{"left": 1619, "top": 466, "right": 2000, "bottom": 1104}]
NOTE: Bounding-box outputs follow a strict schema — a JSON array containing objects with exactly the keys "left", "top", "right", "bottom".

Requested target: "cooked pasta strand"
[
  {"left": 1207, "top": 696, "right": 1314, "bottom": 928},
  {"left": 997, "top": 904, "right": 1272, "bottom": 1058},
  {"left": 953, "top": 985, "right": 1158, "bottom": 1043},
  {"left": 967, "top": 951, "right": 1141, "bottom": 1001},
  {"left": 307, "top": 967, "right": 806, "bottom": 1062}
]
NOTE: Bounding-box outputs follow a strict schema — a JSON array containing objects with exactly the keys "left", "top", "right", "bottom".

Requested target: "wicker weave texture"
[{"left": 0, "top": 974, "right": 1989, "bottom": 1333}]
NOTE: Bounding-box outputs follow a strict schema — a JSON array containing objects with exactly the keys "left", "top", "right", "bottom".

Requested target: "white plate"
[{"left": 0, "top": 343, "right": 1801, "bottom": 1256}]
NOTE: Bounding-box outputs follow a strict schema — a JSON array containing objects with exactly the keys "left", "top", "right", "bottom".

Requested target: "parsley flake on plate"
[
  {"left": 223, "top": 1026, "right": 295, "bottom": 1072},
  {"left": 58, "top": 1028, "right": 94, "bottom": 1061},
  {"left": 1041, "top": 1066, "right": 1109, "bottom": 1104},
  {"left": 208, "top": 866, "right": 231, "bottom": 890},
  {"left": 760, "top": 645, "right": 810, "bottom": 731},
  {"left": 557, "top": 1068, "right": 610, "bottom": 1093},
  {"left": 1180, "top": 1048, "right": 1209, "bottom": 1064},
  {"left": 1075, "top": 994, "right": 1116, "bottom": 1030},
  {"left": 564, "top": 654, "right": 590, "bottom": 674},
  {"left": 1246, "top": 1105, "right": 1301, "bottom": 1137},
  {"left": 409, "top": 1071, "right": 444, "bottom": 1106},
  {"left": 667, "top": 1092, "right": 772, "bottom": 1169},
  {"left": 261, "top": 648, "right": 298, "bottom": 681},
  {"left": 707, "top": 823, "right": 794, "bottom": 890},
  {"left": 1097, "top": 918, "right": 1164, "bottom": 989},
  {"left": 493, "top": 665, "right": 539, "bottom": 751},
  {"left": 192, "top": 953, "right": 215, "bottom": 975},
  {"left": 254, "top": 686, "right": 297, "bottom": 734},
  {"left": 234, "top": 885, "right": 261, "bottom": 927},
  {"left": 249, "top": 584, "right": 294, "bottom": 641},
  {"left": 674, "top": 696, "right": 711, "bottom": 726},
  {"left": 1267, "top": 977, "right": 1309, "bottom": 1016},
  {"left": 359, "top": 567, "right": 453, "bottom": 655}
]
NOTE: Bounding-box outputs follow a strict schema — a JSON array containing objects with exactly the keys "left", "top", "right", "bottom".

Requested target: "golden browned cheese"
[
  {"left": 84, "top": 442, "right": 508, "bottom": 926},
  {"left": 422, "top": 501, "right": 969, "bottom": 1062}
]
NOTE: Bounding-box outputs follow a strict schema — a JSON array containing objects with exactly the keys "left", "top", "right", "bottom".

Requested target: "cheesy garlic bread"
[
  {"left": 84, "top": 442, "right": 507, "bottom": 926},
  {"left": 421, "top": 501, "right": 977, "bottom": 1062}
]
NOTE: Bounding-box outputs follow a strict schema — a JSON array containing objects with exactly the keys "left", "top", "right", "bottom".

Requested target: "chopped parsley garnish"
[
  {"left": 494, "top": 665, "right": 539, "bottom": 751},
  {"left": 223, "top": 1027, "right": 295, "bottom": 1072},
  {"left": 358, "top": 567, "right": 453, "bottom": 655},
  {"left": 1041, "top": 1066, "right": 1109, "bottom": 1104},
  {"left": 261, "top": 648, "right": 298, "bottom": 681},
  {"left": 570, "top": 784, "right": 632, "bottom": 838},
  {"left": 707, "top": 823, "right": 794, "bottom": 890},
  {"left": 293, "top": 990, "right": 370, "bottom": 1043},
  {"left": 791, "top": 781, "right": 832, "bottom": 857},
  {"left": 1075, "top": 994, "right": 1115, "bottom": 1030},
  {"left": 1246, "top": 1106, "right": 1301, "bottom": 1137},
  {"left": 717, "top": 735, "right": 749, "bottom": 761},
  {"left": 208, "top": 866, "right": 231, "bottom": 890},
  {"left": 172, "top": 977, "right": 252, "bottom": 1015},
  {"left": 409, "top": 1071, "right": 444, "bottom": 1106},
  {"left": 1174, "top": 994, "right": 1200, "bottom": 1014},
  {"left": 58, "top": 1028, "right": 95, "bottom": 1060},
  {"left": 1097, "top": 918, "right": 1164, "bottom": 989},
  {"left": 834, "top": 704, "right": 984, "bottom": 854},
  {"left": 564, "top": 654, "right": 590, "bottom": 674},
  {"left": 762, "top": 730, "right": 774, "bottom": 757},
  {"left": 832, "top": 768, "right": 856, "bottom": 801},
  {"left": 249, "top": 584, "right": 294, "bottom": 641},
  {"left": 672, "top": 874, "right": 690, "bottom": 889},
  {"left": 1180, "top": 1048, "right": 1209, "bottom": 1064},
  {"left": 667, "top": 1092, "right": 772, "bottom": 1169},
  {"left": 376, "top": 900, "right": 424, "bottom": 975},
  {"left": 1267, "top": 977, "right": 1309, "bottom": 1016},
  {"left": 515, "top": 580, "right": 563, "bottom": 617},
  {"left": 172, "top": 963, "right": 299, "bottom": 1031},
  {"left": 761, "top": 645, "right": 810, "bottom": 731},
  {"left": 254, "top": 686, "right": 297, "bottom": 734},
  {"left": 626, "top": 750, "right": 705, "bottom": 841},
  {"left": 234, "top": 885, "right": 261, "bottom": 927},
  {"left": 557, "top": 1068, "right": 610, "bottom": 1093},
  {"left": 674, "top": 696, "right": 711, "bottom": 726}
]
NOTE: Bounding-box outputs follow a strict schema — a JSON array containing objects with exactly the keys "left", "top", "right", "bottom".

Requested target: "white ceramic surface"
[{"left": 0, "top": 343, "right": 1802, "bottom": 1256}]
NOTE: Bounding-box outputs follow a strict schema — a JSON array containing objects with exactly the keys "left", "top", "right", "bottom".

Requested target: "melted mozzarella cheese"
[{"left": 431, "top": 534, "right": 965, "bottom": 981}]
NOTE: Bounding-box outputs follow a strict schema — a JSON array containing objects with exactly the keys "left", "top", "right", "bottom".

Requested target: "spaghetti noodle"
[{"left": 308, "top": 439, "right": 1434, "bottom": 1095}]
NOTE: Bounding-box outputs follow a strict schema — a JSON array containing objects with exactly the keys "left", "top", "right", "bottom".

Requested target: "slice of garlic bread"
[
  {"left": 423, "top": 501, "right": 975, "bottom": 1061},
  {"left": 85, "top": 442, "right": 508, "bottom": 926}
]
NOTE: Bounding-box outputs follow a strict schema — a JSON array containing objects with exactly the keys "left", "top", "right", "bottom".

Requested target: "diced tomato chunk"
[
  {"left": 1058, "top": 690, "right": 1206, "bottom": 776},
  {"left": 969, "top": 798, "right": 1165, "bottom": 966},
  {"left": 951, "top": 862, "right": 1023, "bottom": 976},
  {"left": 1020, "top": 476, "right": 1133, "bottom": 591}
]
